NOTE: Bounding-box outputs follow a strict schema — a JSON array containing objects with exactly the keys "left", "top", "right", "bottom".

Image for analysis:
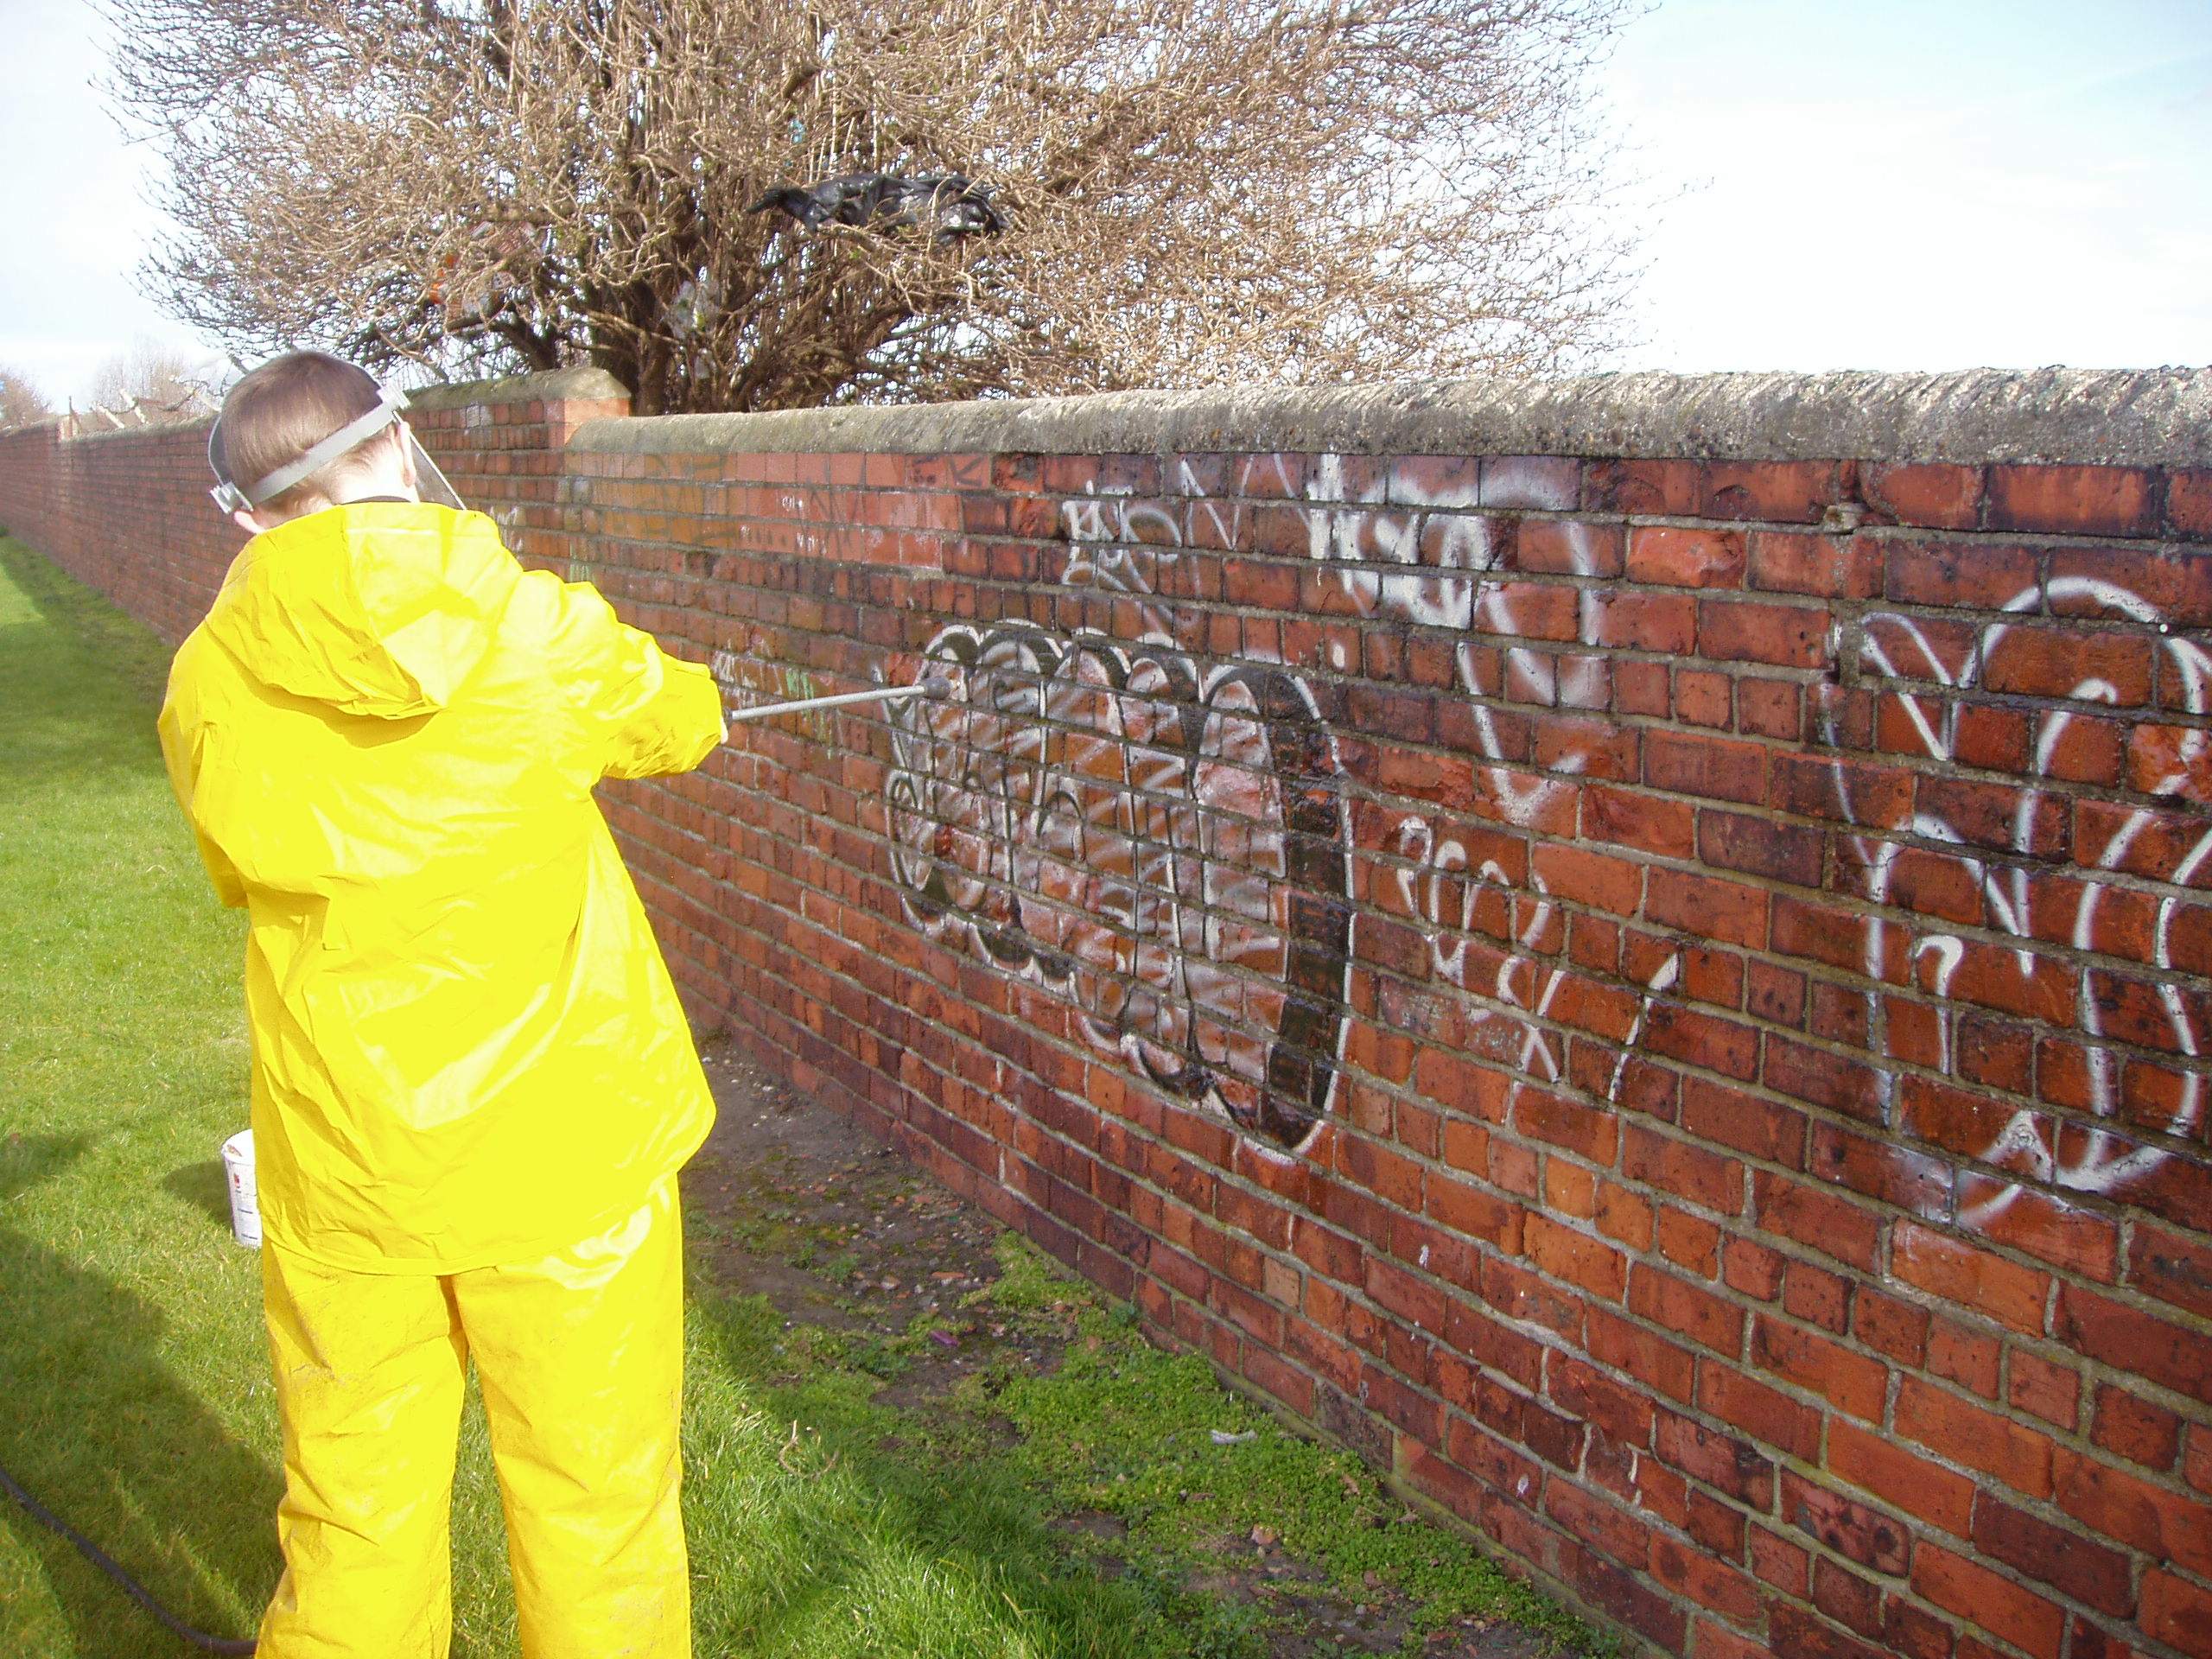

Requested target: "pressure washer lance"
[
  {"left": 724, "top": 681, "right": 932, "bottom": 725},
  {"left": 723, "top": 666, "right": 963, "bottom": 726}
]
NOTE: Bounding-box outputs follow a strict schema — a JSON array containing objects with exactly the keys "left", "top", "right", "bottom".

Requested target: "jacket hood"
[{"left": 206, "top": 502, "right": 519, "bottom": 719}]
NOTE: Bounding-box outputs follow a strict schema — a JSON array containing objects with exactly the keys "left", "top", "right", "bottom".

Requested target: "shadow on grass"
[
  {"left": 162, "top": 1159, "right": 236, "bottom": 1236},
  {"left": 0, "top": 1133, "right": 280, "bottom": 1656}
]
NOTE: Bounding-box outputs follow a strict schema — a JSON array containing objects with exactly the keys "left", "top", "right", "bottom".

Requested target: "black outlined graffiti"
[{"left": 886, "top": 620, "right": 1352, "bottom": 1154}]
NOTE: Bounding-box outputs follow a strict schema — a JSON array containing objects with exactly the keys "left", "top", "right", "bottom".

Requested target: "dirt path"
[{"left": 684, "top": 1042, "right": 1573, "bottom": 1659}]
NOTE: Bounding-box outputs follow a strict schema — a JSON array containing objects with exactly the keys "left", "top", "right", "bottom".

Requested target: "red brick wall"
[
  {"left": 3, "top": 372, "right": 2207, "bottom": 1659},
  {"left": 0, "top": 419, "right": 239, "bottom": 643}
]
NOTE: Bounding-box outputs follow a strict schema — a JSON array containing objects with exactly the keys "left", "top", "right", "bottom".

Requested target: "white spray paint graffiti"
[
  {"left": 1843, "top": 579, "right": 2208, "bottom": 1226},
  {"left": 1390, "top": 812, "right": 1683, "bottom": 1104},
  {"left": 889, "top": 452, "right": 2205, "bottom": 1224}
]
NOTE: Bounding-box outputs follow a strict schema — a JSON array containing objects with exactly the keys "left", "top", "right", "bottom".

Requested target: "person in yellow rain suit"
[{"left": 158, "top": 351, "right": 725, "bottom": 1658}]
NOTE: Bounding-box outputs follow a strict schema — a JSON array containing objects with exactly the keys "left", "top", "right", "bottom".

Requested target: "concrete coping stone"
[
  {"left": 561, "top": 367, "right": 2212, "bottom": 467},
  {"left": 401, "top": 366, "right": 629, "bottom": 412}
]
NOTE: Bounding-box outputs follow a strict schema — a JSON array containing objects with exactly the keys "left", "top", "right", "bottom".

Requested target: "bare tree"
[
  {"left": 0, "top": 365, "right": 54, "bottom": 428},
  {"left": 86, "top": 336, "right": 219, "bottom": 418},
  {"left": 108, "top": 0, "right": 1638, "bottom": 415}
]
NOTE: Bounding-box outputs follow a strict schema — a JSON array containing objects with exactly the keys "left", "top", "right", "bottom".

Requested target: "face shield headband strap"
[{"left": 208, "top": 389, "right": 409, "bottom": 514}]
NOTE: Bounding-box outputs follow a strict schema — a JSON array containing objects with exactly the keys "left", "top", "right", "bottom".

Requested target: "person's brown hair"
[{"left": 217, "top": 351, "right": 402, "bottom": 518}]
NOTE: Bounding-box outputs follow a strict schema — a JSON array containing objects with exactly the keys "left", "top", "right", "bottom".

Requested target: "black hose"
[{"left": 0, "top": 1459, "right": 257, "bottom": 1654}]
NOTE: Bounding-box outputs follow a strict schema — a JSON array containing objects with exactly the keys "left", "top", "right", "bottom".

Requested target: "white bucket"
[{"left": 221, "top": 1129, "right": 261, "bottom": 1249}]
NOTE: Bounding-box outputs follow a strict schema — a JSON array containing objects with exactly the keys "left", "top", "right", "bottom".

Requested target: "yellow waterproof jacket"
[{"left": 158, "top": 502, "right": 725, "bottom": 1273}]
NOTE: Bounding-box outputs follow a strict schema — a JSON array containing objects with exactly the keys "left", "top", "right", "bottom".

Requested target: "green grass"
[{"left": 0, "top": 537, "right": 1609, "bottom": 1658}]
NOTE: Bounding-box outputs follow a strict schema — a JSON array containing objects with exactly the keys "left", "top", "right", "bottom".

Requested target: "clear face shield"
[{"left": 207, "top": 389, "right": 465, "bottom": 518}]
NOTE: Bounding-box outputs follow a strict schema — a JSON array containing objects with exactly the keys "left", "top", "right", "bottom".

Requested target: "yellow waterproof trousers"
[{"left": 257, "top": 1178, "right": 690, "bottom": 1659}]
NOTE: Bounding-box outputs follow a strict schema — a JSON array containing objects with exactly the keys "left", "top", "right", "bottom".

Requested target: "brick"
[
  {"left": 1864, "top": 461, "right": 1986, "bottom": 530},
  {"left": 1547, "top": 1351, "right": 1657, "bottom": 1446},
  {"left": 1682, "top": 1077, "right": 1806, "bottom": 1167},
  {"left": 1530, "top": 842, "right": 1644, "bottom": 918},
  {"left": 1646, "top": 868, "right": 1768, "bottom": 949},
  {"left": 1648, "top": 1531, "right": 1763, "bottom": 1625},
  {"left": 2090, "top": 1381, "right": 2182, "bottom": 1471},
  {"left": 1697, "top": 809, "right": 1824, "bottom": 886},
  {"left": 1675, "top": 666, "right": 1731, "bottom": 727},
  {"left": 1697, "top": 596, "right": 1831, "bottom": 669},
  {"left": 2067, "top": 1618, "right": 2153, "bottom": 1659},
  {"left": 1654, "top": 1407, "right": 1774, "bottom": 1505},
  {"left": 1480, "top": 454, "right": 1580, "bottom": 510},
  {"left": 1580, "top": 588, "right": 1698, "bottom": 652},
  {"left": 1982, "top": 624, "right": 2155, "bottom": 706},
  {"left": 1628, "top": 524, "right": 1746, "bottom": 588},
  {"left": 1985, "top": 462, "right": 2159, "bottom": 537},
  {"left": 1703, "top": 459, "right": 1845, "bottom": 523},
  {"left": 1768, "top": 1605, "right": 1894, "bottom": 1659},
  {"left": 1586, "top": 1302, "right": 1696, "bottom": 1403},
  {"left": 1773, "top": 752, "right": 1917, "bottom": 836},
  {"left": 1751, "top": 1314, "right": 1887, "bottom": 1421},
  {"left": 1782, "top": 1470, "right": 1910, "bottom": 1572},
  {"left": 1829, "top": 1417, "right": 1974, "bottom": 1536},
  {"left": 1974, "top": 1491, "right": 2135, "bottom": 1617},
  {"left": 1584, "top": 456, "right": 1700, "bottom": 515},
  {"left": 1544, "top": 1478, "right": 1651, "bottom": 1570},
  {"left": 1913, "top": 1537, "right": 2069, "bottom": 1659},
  {"left": 1425, "top": 1173, "right": 1524, "bottom": 1252},
  {"left": 1896, "top": 1376, "right": 2054, "bottom": 1497},
  {"left": 1764, "top": 1033, "right": 1885, "bottom": 1124},
  {"left": 1644, "top": 729, "right": 1769, "bottom": 804},
  {"left": 1750, "top": 1522, "right": 1809, "bottom": 1597},
  {"left": 1854, "top": 1287, "right": 1929, "bottom": 1365},
  {"left": 1737, "top": 677, "right": 1802, "bottom": 740},
  {"left": 1570, "top": 1547, "right": 1688, "bottom": 1650},
  {"left": 2131, "top": 1222, "right": 2212, "bottom": 1321},
  {"left": 1891, "top": 1221, "right": 2051, "bottom": 1333},
  {"left": 2053, "top": 1446, "right": 2212, "bottom": 1579},
  {"left": 1639, "top": 1001, "right": 1759, "bottom": 1081},
  {"left": 1809, "top": 1122, "right": 1953, "bottom": 1222},
  {"left": 2082, "top": 972, "right": 2212, "bottom": 1060},
  {"left": 1613, "top": 659, "right": 1671, "bottom": 715},
  {"left": 1754, "top": 1170, "right": 1881, "bottom": 1270},
  {"left": 1628, "top": 1262, "right": 1742, "bottom": 1353},
  {"left": 1623, "top": 1122, "right": 1743, "bottom": 1213},
  {"left": 1927, "top": 1314, "right": 2001, "bottom": 1398},
  {"left": 1586, "top": 1166, "right": 1649, "bottom": 1238},
  {"left": 1749, "top": 528, "right": 1885, "bottom": 596},
  {"left": 1515, "top": 1088, "right": 1618, "bottom": 1166},
  {"left": 1815, "top": 1562, "right": 1891, "bottom": 1639},
  {"left": 1745, "top": 960, "right": 1805, "bottom": 1025},
  {"left": 1885, "top": 538, "right": 2041, "bottom": 610},
  {"left": 1885, "top": 1595, "right": 1958, "bottom": 1659},
  {"left": 1783, "top": 1258, "right": 1851, "bottom": 1332},
  {"left": 2006, "top": 1349, "right": 2079, "bottom": 1429},
  {"left": 2050, "top": 542, "right": 2212, "bottom": 626},
  {"left": 2055, "top": 1284, "right": 2212, "bottom": 1404},
  {"left": 2142, "top": 1567, "right": 2212, "bottom": 1658},
  {"left": 1580, "top": 783, "right": 1696, "bottom": 858},
  {"left": 1513, "top": 517, "right": 1624, "bottom": 575},
  {"left": 1916, "top": 773, "right": 2070, "bottom": 856},
  {"left": 1522, "top": 1215, "right": 1624, "bottom": 1302},
  {"left": 1700, "top": 1364, "right": 1820, "bottom": 1459}
]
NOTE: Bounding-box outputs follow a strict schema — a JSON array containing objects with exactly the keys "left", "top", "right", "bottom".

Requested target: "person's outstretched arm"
[{"left": 535, "top": 573, "right": 725, "bottom": 779}]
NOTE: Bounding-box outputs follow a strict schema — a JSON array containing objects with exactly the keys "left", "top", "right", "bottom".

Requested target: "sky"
[{"left": 1, "top": 0, "right": 2208, "bottom": 405}]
